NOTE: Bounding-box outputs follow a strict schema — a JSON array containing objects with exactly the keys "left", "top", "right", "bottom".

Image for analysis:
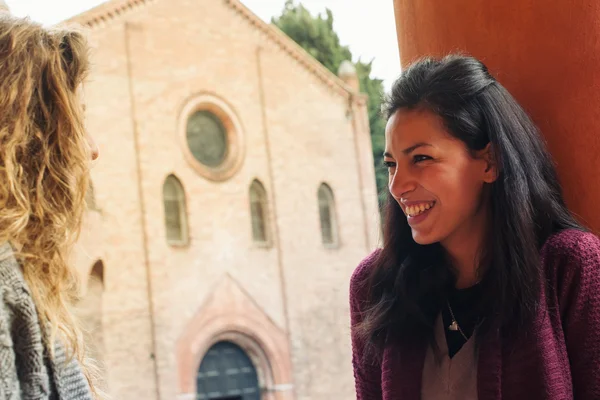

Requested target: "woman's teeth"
[{"left": 405, "top": 202, "right": 435, "bottom": 217}]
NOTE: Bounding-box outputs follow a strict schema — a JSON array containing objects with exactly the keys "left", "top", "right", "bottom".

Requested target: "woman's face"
[{"left": 384, "top": 109, "right": 497, "bottom": 246}]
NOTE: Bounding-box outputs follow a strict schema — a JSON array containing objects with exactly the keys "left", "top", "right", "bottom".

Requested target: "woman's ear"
[{"left": 478, "top": 143, "right": 498, "bottom": 183}]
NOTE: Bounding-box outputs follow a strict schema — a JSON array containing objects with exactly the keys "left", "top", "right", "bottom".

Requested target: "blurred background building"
[{"left": 68, "top": 0, "right": 381, "bottom": 399}]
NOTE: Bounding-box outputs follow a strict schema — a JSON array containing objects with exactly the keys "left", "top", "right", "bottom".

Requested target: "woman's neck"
[
  {"left": 442, "top": 205, "right": 491, "bottom": 289},
  {"left": 445, "top": 238, "right": 482, "bottom": 289}
]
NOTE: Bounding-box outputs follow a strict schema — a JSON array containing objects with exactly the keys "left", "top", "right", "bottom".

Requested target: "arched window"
[
  {"left": 163, "top": 175, "right": 189, "bottom": 245},
  {"left": 317, "top": 183, "right": 339, "bottom": 246},
  {"left": 249, "top": 180, "right": 270, "bottom": 245}
]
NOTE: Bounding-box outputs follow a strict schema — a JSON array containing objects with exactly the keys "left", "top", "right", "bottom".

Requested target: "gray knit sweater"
[{"left": 0, "top": 243, "right": 93, "bottom": 400}]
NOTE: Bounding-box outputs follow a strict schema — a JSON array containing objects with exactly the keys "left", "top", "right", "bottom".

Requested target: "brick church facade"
[{"left": 68, "top": 0, "right": 380, "bottom": 399}]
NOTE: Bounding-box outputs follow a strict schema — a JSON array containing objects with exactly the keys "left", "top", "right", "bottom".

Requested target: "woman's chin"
[{"left": 411, "top": 229, "right": 440, "bottom": 245}]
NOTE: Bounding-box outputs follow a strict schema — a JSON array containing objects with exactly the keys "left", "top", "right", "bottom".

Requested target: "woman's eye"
[
  {"left": 383, "top": 160, "right": 396, "bottom": 169},
  {"left": 413, "top": 155, "right": 432, "bottom": 163}
]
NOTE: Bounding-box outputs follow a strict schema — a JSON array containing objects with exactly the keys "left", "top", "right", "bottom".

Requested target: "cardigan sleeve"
[
  {"left": 0, "top": 288, "right": 20, "bottom": 400},
  {"left": 551, "top": 230, "right": 600, "bottom": 400},
  {"left": 350, "top": 250, "right": 383, "bottom": 400},
  {"left": 0, "top": 243, "right": 53, "bottom": 399}
]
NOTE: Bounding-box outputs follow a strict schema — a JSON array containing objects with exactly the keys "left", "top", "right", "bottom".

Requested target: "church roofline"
[
  {"left": 224, "top": 0, "right": 362, "bottom": 99},
  {"left": 64, "top": 0, "right": 368, "bottom": 102},
  {"left": 65, "top": 0, "right": 154, "bottom": 28}
]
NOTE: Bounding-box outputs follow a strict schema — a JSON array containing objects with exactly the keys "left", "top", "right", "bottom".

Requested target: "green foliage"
[
  {"left": 271, "top": 0, "right": 352, "bottom": 73},
  {"left": 273, "top": 0, "right": 388, "bottom": 210},
  {"left": 355, "top": 60, "right": 387, "bottom": 209}
]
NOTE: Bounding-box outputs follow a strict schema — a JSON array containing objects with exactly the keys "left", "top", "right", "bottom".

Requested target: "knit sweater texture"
[
  {"left": 0, "top": 243, "right": 93, "bottom": 400},
  {"left": 350, "top": 229, "right": 600, "bottom": 399}
]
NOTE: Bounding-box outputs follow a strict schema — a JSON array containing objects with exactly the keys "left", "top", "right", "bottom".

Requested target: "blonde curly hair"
[{"left": 0, "top": 13, "right": 98, "bottom": 395}]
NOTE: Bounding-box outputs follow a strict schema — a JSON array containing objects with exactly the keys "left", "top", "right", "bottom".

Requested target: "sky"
[{"left": 5, "top": 0, "right": 401, "bottom": 90}]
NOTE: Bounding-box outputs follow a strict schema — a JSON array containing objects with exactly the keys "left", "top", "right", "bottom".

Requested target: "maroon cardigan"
[{"left": 350, "top": 229, "right": 600, "bottom": 399}]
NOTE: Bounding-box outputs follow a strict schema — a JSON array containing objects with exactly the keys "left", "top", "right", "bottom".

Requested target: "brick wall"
[{"left": 72, "top": 1, "right": 380, "bottom": 399}]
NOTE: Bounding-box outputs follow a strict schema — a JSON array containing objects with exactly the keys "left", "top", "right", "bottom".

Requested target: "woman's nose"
[
  {"left": 389, "top": 167, "right": 416, "bottom": 198},
  {"left": 87, "top": 134, "right": 99, "bottom": 161}
]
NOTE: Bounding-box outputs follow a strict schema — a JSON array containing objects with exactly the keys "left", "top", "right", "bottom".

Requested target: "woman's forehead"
[{"left": 385, "top": 109, "right": 451, "bottom": 147}]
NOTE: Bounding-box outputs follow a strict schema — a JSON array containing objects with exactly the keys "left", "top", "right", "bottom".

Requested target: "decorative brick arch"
[{"left": 176, "top": 275, "right": 295, "bottom": 400}]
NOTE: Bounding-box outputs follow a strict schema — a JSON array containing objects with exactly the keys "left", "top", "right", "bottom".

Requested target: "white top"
[{"left": 421, "top": 314, "right": 478, "bottom": 400}]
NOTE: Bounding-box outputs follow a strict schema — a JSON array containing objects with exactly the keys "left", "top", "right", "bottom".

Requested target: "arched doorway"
[{"left": 197, "top": 341, "right": 260, "bottom": 400}]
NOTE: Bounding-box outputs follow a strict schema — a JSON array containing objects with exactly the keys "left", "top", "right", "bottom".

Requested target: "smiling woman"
[
  {"left": 349, "top": 55, "right": 600, "bottom": 400},
  {"left": 382, "top": 109, "right": 497, "bottom": 259}
]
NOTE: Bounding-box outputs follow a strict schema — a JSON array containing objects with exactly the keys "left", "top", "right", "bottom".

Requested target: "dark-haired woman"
[{"left": 350, "top": 55, "right": 600, "bottom": 400}]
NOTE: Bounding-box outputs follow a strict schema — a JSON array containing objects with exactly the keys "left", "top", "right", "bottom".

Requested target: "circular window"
[
  {"left": 186, "top": 111, "right": 228, "bottom": 168},
  {"left": 179, "top": 94, "right": 245, "bottom": 181}
]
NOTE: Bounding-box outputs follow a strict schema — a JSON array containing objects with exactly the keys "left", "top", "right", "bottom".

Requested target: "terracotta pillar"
[{"left": 393, "top": 0, "right": 600, "bottom": 232}]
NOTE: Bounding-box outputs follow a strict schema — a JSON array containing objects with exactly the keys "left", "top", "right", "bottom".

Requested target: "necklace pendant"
[{"left": 449, "top": 321, "right": 459, "bottom": 331}]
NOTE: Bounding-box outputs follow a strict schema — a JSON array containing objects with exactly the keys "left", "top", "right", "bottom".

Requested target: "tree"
[
  {"left": 272, "top": 0, "right": 388, "bottom": 210},
  {"left": 355, "top": 60, "right": 387, "bottom": 209},
  {"left": 271, "top": 0, "right": 352, "bottom": 73}
]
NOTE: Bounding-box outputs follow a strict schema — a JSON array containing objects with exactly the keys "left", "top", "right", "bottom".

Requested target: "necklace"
[{"left": 447, "top": 301, "right": 469, "bottom": 341}]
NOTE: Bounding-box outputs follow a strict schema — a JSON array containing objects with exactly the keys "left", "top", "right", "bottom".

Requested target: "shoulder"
[
  {"left": 350, "top": 249, "right": 382, "bottom": 305},
  {"left": 541, "top": 228, "right": 600, "bottom": 266},
  {"left": 0, "top": 241, "right": 40, "bottom": 335},
  {"left": 0, "top": 241, "right": 43, "bottom": 344},
  {"left": 0, "top": 243, "right": 38, "bottom": 397},
  {"left": 541, "top": 228, "right": 600, "bottom": 294},
  {"left": 0, "top": 242, "right": 33, "bottom": 309}
]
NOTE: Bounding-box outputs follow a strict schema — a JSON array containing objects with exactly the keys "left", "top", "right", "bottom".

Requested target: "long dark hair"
[{"left": 358, "top": 55, "right": 583, "bottom": 354}]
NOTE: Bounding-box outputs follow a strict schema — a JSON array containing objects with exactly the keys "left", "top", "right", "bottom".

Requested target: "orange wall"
[{"left": 393, "top": 0, "right": 600, "bottom": 232}]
